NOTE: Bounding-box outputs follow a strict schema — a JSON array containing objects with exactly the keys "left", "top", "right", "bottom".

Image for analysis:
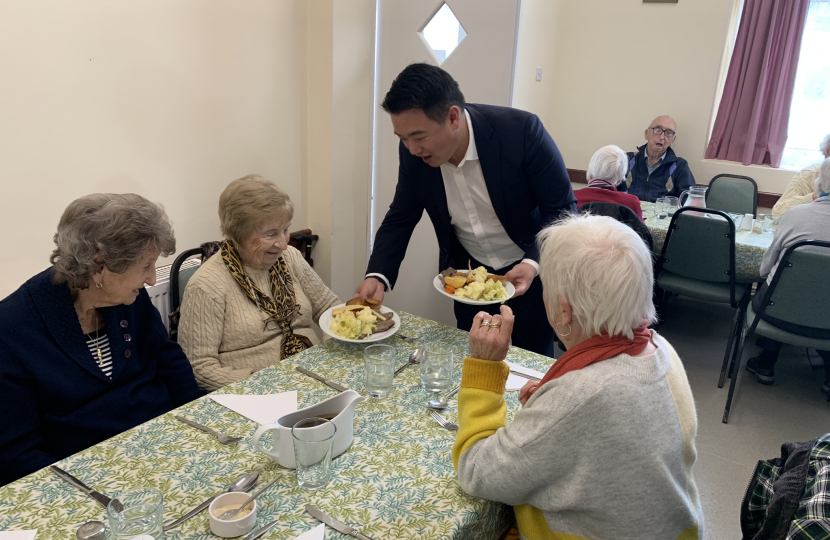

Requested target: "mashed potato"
[
  {"left": 452, "top": 267, "right": 509, "bottom": 302},
  {"left": 330, "top": 307, "right": 377, "bottom": 339}
]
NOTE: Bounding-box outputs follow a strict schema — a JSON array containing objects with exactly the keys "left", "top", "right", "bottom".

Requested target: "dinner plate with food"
[
  {"left": 433, "top": 265, "right": 515, "bottom": 305},
  {"left": 320, "top": 298, "right": 401, "bottom": 343}
]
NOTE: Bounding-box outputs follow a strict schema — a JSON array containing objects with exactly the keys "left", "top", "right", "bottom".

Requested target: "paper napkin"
[
  {"left": 294, "top": 523, "right": 325, "bottom": 540},
  {"left": 209, "top": 391, "right": 298, "bottom": 425},
  {"left": 0, "top": 532, "right": 37, "bottom": 540},
  {"left": 505, "top": 362, "right": 545, "bottom": 392}
]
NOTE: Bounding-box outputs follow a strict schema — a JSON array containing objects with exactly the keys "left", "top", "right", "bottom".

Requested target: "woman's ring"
[
  {"left": 490, "top": 323, "right": 501, "bottom": 328},
  {"left": 481, "top": 320, "right": 491, "bottom": 327}
]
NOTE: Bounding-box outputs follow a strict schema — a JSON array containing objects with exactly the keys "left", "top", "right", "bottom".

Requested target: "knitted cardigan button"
[
  {"left": 123, "top": 350, "right": 132, "bottom": 358},
  {"left": 123, "top": 334, "right": 132, "bottom": 342},
  {"left": 120, "top": 320, "right": 128, "bottom": 328}
]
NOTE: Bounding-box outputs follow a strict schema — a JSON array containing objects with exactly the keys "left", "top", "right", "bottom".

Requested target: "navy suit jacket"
[
  {"left": 367, "top": 104, "right": 576, "bottom": 287},
  {"left": 0, "top": 268, "right": 204, "bottom": 484}
]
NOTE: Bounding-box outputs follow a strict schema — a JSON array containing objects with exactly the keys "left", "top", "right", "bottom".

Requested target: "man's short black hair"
[{"left": 382, "top": 63, "right": 466, "bottom": 124}]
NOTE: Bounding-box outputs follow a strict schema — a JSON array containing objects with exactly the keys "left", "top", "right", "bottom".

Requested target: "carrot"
[{"left": 445, "top": 285, "right": 456, "bottom": 294}]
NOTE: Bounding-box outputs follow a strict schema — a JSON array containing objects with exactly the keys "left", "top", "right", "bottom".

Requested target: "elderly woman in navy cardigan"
[{"left": 0, "top": 193, "right": 203, "bottom": 485}]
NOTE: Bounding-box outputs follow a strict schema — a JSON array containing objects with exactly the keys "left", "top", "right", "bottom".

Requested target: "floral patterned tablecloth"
[
  {"left": 641, "top": 202, "right": 774, "bottom": 283},
  {"left": 0, "top": 312, "right": 554, "bottom": 540}
]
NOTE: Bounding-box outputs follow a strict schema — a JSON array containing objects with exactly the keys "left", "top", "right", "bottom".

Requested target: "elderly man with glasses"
[{"left": 620, "top": 115, "right": 696, "bottom": 202}]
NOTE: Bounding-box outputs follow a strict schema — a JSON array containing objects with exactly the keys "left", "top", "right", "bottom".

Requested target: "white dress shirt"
[{"left": 367, "top": 109, "right": 537, "bottom": 291}]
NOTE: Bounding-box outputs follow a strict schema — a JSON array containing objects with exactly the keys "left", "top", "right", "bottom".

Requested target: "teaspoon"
[
  {"left": 428, "top": 385, "right": 460, "bottom": 410},
  {"left": 394, "top": 348, "right": 423, "bottom": 377}
]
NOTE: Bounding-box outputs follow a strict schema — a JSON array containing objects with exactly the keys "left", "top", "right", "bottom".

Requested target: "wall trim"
[{"left": 567, "top": 168, "right": 782, "bottom": 207}]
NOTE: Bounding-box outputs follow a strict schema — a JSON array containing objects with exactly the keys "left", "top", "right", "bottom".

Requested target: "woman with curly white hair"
[
  {"left": 772, "top": 133, "right": 830, "bottom": 218},
  {"left": 452, "top": 214, "right": 702, "bottom": 540},
  {"left": 0, "top": 193, "right": 203, "bottom": 484}
]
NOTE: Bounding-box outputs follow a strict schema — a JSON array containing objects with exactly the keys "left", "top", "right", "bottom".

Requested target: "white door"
[{"left": 371, "top": 0, "right": 522, "bottom": 326}]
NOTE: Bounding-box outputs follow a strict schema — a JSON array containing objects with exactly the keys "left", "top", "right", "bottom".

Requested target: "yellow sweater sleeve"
[{"left": 451, "top": 357, "right": 509, "bottom": 470}]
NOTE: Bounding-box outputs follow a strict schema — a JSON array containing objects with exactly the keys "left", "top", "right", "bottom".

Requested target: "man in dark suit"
[{"left": 353, "top": 64, "right": 576, "bottom": 356}]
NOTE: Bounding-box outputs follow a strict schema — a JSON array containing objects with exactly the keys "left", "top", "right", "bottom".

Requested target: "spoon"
[
  {"left": 163, "top": 471, "right": 259, "bottom": 531},
  {"left": 217, "top": 474, "right": 282, "bottom": 520},
  {"left": 428, "top": 385, "right": 460, "bottom": 410},
  {"left": 394, "top": 348, "right": 423, "bottom": 377}
]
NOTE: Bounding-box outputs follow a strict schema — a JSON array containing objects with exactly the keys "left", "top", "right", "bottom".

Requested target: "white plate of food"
[
  {"left": 319, "top": 299, "right": 401, "bottom": 343},
  {"left": 433, "top": 267, "right": 515, "bottom": 305}
]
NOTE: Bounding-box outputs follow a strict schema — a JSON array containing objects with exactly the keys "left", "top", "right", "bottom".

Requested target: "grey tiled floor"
[{"left": 656, "top": 295, "right": 830, "bottom": 539}]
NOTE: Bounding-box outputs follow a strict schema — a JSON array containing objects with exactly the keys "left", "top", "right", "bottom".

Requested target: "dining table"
[
  {"left": 0, "top": 312, "right": 554, "bottom": 540},
  {"left": 641, "top": 201, "right": 775, "bottom": 283}
]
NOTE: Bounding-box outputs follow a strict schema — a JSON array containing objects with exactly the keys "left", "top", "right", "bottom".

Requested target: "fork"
[
  {"left": 174, "top": 415, "right": 243, "bottom": 445},
  {"left": 429, "top": 410, "right": 458, "bottom": 431}
]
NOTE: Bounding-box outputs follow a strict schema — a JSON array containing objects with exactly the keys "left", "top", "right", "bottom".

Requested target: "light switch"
[{"left": 535, "top": 68, "right": 543, "bottom": 82}]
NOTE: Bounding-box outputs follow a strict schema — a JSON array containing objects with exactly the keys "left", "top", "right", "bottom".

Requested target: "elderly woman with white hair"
[
  {"left": 772, "top": 133, "right": 830, "bottom": 218},
  {"left": 178, "top": 175, "right": 339, "bottom": 391},
  {"left": 452, "top": 214, "right": 702, "bottom": 540},
  {"left": 0, "top": 194, "right": 203, "bottom": 484},
  {"left": 746, "top": 157, "right": 830, "bottom": 391},
  {"left": 575, "top": 144, "right": 644, "bottom": 220}
]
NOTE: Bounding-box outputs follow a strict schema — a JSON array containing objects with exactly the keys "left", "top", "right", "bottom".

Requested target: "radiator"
[{"left": 145, "top": 258, "right": 201, "bottom": 332}]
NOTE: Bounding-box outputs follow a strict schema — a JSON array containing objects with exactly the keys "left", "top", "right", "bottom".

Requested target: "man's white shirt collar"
[{"left": 451, "top": 109, "right": 478, "bottom": 168}]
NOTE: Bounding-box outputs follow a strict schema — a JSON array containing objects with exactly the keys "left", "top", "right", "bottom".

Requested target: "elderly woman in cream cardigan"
[{"left": 178, "top": 175, "right": 339, "bottom": 391}]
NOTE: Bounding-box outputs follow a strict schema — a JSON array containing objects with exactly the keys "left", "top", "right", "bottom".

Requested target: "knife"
[
  {"left": 305, "top": 504, "right": 374, "bottom": 540},
  {"left": 295, "top": 367, "right": 348, "bottom": 392},
  {"left": 243, "top": 518, "right": 280, "bottom": 540},
  {"left": 50, "top": 466, "right": 122, "bottom": 511}
]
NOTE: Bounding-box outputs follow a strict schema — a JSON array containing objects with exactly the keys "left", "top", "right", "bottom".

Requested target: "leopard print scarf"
[{"left": 221, "top": 240, "right": 311, "bottom": 358}]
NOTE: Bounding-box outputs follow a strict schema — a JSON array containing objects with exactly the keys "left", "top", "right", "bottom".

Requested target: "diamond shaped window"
[{"left": 421, "top": 4, "right": 467, "bottom": 63}]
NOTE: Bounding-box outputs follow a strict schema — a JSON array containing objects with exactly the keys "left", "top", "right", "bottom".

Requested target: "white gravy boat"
[{"left": 252, "top": 389, "right": 364, "bottom": 469}]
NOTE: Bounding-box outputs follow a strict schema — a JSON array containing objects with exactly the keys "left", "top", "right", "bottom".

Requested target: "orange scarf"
[{"left": 537, "top": 324, "right": 652, "bottom": 387}]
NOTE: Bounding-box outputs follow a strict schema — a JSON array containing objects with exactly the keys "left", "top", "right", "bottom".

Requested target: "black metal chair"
[
  {"left": 288, "top": 229, "right": 320, "bottom": 267},
  {"left": 655, "top": 207, "right": 751, "bottom": 391},
  {"left": 722, "top": 240, "right": 830, "bottom": 423},
  {"left": 706, "top": 174, "right": 758, "bottom": 217}
]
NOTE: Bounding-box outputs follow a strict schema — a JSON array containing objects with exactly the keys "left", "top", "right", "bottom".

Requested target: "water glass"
[
  {"left": 292, "top": 417, "right": 335, "bottom": 490},
  {"left": 752, "top": 219, "right": 763, "bottom": 234},
  {"left": 666, "top": 196, "right": 679, "bottom": 216},
  {"left": 364, "top": 344, "right": 396, "bottom": 398},
  {"left": 420, "top": 344, "right": 453, "bottom": 393},
  {"left": 107, "top": 487, "right": 163, "bottom": 540},
  {"left": 761, "top": 213, "right": 774, "bottom": 233},
  {"left": 655, "top": 197, "right": 669, "bottom": 219}
]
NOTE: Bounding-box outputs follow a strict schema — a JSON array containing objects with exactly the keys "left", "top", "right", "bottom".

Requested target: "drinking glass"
[
  {"left": 655, "top": 197, "right": 669, "bottom": 219},
  {"left": 420, "top": 344, "right": 453, "bottom": 394},
  {"left": 761, "top": 213, "right": 774, "bottom": 233},
  {"left": 107, "top": 487, "right": 163, "bottom": 540},
  {"left": 292, "top": 417, "right": 336, "bottom": 490},
  {"left": 364, "top": 344, "right": 396, "bottom": 398},
  {"left": 752, "top": 219, "right": 763, "bottom": 234},
  {"left": 666, "top": 196, "right": 679, "bottom": 216}
]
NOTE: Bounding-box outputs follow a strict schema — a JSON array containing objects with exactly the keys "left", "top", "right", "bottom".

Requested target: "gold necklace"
[{"left": 94, "top": 313, "right": 104, "bottom": 367}]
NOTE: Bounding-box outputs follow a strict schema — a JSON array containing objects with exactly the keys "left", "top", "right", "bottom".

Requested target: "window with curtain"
[{"left": 780, "top": 0, "right": 830, "bottom": 169}]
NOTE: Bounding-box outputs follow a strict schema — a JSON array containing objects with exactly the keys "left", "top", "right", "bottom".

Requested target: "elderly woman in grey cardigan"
[
  {"left": 178, "top": 175, "right": 339, "bottom": 392},
  {"left": 452, "top": 215, "right": 702, "bottom": 540}
]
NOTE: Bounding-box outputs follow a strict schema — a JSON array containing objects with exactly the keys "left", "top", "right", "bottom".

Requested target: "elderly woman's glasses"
[{"left": 650, "top": 127, "right": 676, "bottom": 138}]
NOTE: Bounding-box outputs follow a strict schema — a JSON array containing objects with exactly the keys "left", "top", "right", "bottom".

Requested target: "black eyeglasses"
[{"left": 650, "top": 127, "right": 676, "bottom": 138}]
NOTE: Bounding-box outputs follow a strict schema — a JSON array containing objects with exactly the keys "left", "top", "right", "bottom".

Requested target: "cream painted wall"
[
  {"left": 512, "top": 0, "right": 561, "bottom": 123},
  {"left": 513, "top": 0, "right": 798, "bottom": 195},
  {"left": 0, "top": 1, "right": 307, "bottom": 298},
  {"left": 302, "top": 0, "right": 374, "bottom": 301}
]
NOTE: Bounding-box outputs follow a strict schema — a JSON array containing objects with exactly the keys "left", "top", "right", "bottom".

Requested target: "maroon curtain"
[{"left": 705, "top": 0, "right": 810, "bottom": 167}]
